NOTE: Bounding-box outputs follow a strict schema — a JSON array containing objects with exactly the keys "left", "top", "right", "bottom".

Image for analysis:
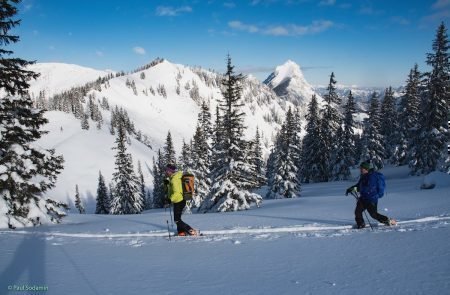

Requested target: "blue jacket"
[{"left": 357, "top": 171, "right": 381, "bottom": 203}]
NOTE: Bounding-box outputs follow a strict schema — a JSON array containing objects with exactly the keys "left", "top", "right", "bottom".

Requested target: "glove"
[
  {"left": 345, "top": 186, "right": 357, "bottom": 196},
  {"left": 164, "top": 197, "right": 171, "bottom": 206}
]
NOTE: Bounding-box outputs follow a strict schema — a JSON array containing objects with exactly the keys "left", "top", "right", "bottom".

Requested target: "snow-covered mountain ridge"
[{"left": 27, "top": 59, "right": 295, "bottom": 209}]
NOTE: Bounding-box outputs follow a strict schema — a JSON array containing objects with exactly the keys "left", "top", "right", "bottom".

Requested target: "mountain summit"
[{"left": 263, "top": 60, "right": 317, "bottom": 106}]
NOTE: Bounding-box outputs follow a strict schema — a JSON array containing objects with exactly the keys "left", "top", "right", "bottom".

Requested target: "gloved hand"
[{"left": 345, "top": 186, "right": 357, "bottom": 196}]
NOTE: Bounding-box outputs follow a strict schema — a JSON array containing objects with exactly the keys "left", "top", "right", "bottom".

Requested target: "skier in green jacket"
[{"left": 165, "top": 164, "right": 197, "bottom": 236}]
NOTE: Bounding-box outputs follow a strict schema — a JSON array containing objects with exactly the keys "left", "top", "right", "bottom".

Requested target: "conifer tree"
[
  {"left": 200, "top": 55, "right": 262, "bottom": 212},
  {"left": 74, "top": 185, "right": 85, "bottom": 214},
  {"left": 0, "top": 0, "right": 67, "bottom": 229},
  {"left": 320, "top": 72, "right": 342, "bottom": 181},
  {"left": 152, "top": 150, "right": 166, "bottom": 209},
  {"left": 267, "top": 107, "right": 301, "bottom": 198},
  {"left": 380, "top": 87, "right": 398, "bottom": 162},
  {"left": 337, "top": 91, "right": 357, "bottom": 178},
  {"left": 191, "top": 125, "right": 211, "bottom": 208},
  {"left": 410, "top": 22, "right": 449, "bottom": 174},
  {"left": 178, "top": 140, "right": 192, "bottom": 172},
  {"left": 396, "top": 65, "right": 422, "bottom": 165},
  {"left": 362, "top": 92, "right": 385, "bottom": 170},
  {"left": 95, "top": 171, "right": 109, "bottom": 214},
  {"left": 164, "top": 131, "right": 176, "bottom": 165},
  {"left": 250, "top": 127, "right": 266, "bottom": 188},
  {"left": 302, "top": 94, "right": 322, "bottom": 183},
  {"left": 137, "top": 161, "right": 147, "bottom": 210},
  {"left": 332, "top": 91, "right": 357, "bottom": 181},
  {"left": 0, "top": 0, "right": 39, "bottom": 96},
  {"left": 109, "top": 120, "right": 143, "bottom": 214}
]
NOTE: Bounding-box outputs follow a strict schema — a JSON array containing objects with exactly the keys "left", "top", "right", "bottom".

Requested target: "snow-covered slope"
[
  {"left": 264, "top": 60, "right": 319, "bottom": 108},
  {"left": 27, "top": 63, "right": 110, "bottom": 98},
  {"left": 31, "top": 60, "right": 293, "bottom": 207},
  {"left": 0, "top": 166, "right": 449, "bottom": 294}
]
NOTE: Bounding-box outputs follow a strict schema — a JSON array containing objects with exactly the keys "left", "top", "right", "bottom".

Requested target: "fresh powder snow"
[{"left": 0, "top": 166, "right": 449, "bottom": 295}]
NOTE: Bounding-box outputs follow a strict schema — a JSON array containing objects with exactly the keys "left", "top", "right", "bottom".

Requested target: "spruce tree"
[
  {"left": 396, "top": 65, "right": 421, "bottom": 166},
  {"left": 191, "top": 125, "right": 211, "bottom": 208},
  {"left": 200, "top": 55, "right": 262, "bottom": 212},
  {"left": 74, "top": 185, "right": 85, "bottom": 214},
  {"left": 164, "top": 131, "right": 176, "bottom": 165},
  {"left": 178, "top": 140, "right": 192, "bottom": 172},
  {"left": 0, "top": 0, "right": 39, "bottom": 96},
  {"left": 332, "top": 90, "right": 357, "bottom": 180},
  {"left": 320, "top": 72, "right": 342, "bottom": 181},
  {"left": 95, "top": 171, "right": 109, "bottom": 214},
  {"left": 109, "top": 120, "right": 143, "bottom": 214},
  {"left": 152, "top": 150, "right": 166, "bottom": 209},
  {"left": 362, "top": 92, "right": 385, "bottom": 170},
  {"left": 410, "top": 22, "right": 449, "bottom": 174},
  {"left": 0, "top": 0, "right": 67, "bottom": 229},
  {"left": 250, "top": 127, "right": 266, "bottom": 188},
  {"left": 267, "top": 107, "right": 301, "bottom": 198},
  {"left": 380, "top": 87, "right": 398, "bottom": 162},
  {"left": 302, "top": 94, "right": 322, "bottom": 183},
  {"left": 341, "top": 91, "right": 357, "bottom": 173},
  {"left": 137, "top": 161, "right": 147, "bottom": 210}
]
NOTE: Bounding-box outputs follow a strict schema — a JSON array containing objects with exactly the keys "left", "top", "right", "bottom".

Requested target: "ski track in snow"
[{"left": 1, "top": 216, "right": 449, "bottom": 243}]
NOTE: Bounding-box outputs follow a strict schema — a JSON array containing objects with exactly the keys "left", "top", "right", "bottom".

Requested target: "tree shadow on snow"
[{"left": 0, "top": 232, "right": 46, "bottom": 289}]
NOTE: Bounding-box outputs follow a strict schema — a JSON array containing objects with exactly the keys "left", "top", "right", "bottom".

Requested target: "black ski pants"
[
  {"left": 173, "top": 200, "right": 191, "bottom": 233},
  {"left": 355, "top": 199, "right": 389, "bottom": 226}
]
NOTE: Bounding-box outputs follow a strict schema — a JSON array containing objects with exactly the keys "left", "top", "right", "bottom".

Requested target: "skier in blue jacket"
[{"left": 346, "top": 162, "right": 396, "bottom": 229}]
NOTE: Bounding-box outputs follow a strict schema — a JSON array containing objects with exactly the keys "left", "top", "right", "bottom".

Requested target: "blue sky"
[{"left": 12, "top": 0, "right": 449, "bottom": 87}]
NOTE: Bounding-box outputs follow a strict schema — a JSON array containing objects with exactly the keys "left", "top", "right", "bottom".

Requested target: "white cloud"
[
  {"left": 224, "top": 2, "right": 236, "bottom": 8},
  {"left": 319, "top": 0, "right": 335, "bottom": 6},
  {"left": 133, "top": 47, "right": 146, "bottom": 55},
  {"left": 432, "top": 0, "right": 450, "bottom": 9},
  {"left": 391, "top": 16, "right": 410, "bottom": 25},
  {"left": 229, "top": 20, "right": 334, "bottom": 36},
  {"left": 156, "top": 6, "right": 192, "bottom": 16},
  {"left": 263, "top": 26, "right": 289, "bottom": 36},
  {"left": 228, "top": 21, "right": 259, "bottom": 33}
]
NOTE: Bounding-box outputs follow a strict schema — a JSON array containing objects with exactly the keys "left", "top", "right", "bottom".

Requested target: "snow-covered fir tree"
[
  {"left": 410, "top": 22, "right": 449, "bottom": 174},
  {"left": 178, "top": 140, "right": 192, "bottom": 172},
  {"left": 362, "top": 92, "right": 385, "bottom": 170},
  {"left": 0, "top": 0, "right": 67, "bottom": 229},
  {"left": 137, "top": 161, "right": 147, "bottom": 209},
  {"left": 164, "top": 131, "right": 176, "bottom": 166},
  {"left": 109, "top": 120, "right": 143, "bottom": 214},
  {"left": 95, "top": 171, "right": 109, "bottom": 214},
  {"left": 190, "top": 125, "right": 211, "bottom": 208},
  {"left": 200, "top": 55, "right": 262, "bottom": 212},
  {"left": 320, "top": 72, "right": 342, "bottom": 181},
  {"left": 395, "top": 64, "right": 422, "bottom": 166},
  {"left": 152, "top": 150, "right": 167, "bottom": 209},
  {"left": 380, "top": 87, "right": 398, "bottom": 162},
  {"left": 249, "top": 127, "right": 266, "bottom": 188},
  {"left": 74, "top": 185, "right": 85, "bottom": 214},
  {"left": 333, "top": 91, "right": 357, "bottom": 180},
  {"left": 301, "top": 94, "right": 322, "bottom": 183},
  {"left": 267, "top": 107, "right": 301, "bottom": 198}
]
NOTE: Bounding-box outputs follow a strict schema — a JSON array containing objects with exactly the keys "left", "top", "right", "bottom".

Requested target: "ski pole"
[
  {"left": 350, "top": 191, "right": 374, "bottom": 230},
  {"left": 166, "top": 220, "right": 171, "bottom": 241}
]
